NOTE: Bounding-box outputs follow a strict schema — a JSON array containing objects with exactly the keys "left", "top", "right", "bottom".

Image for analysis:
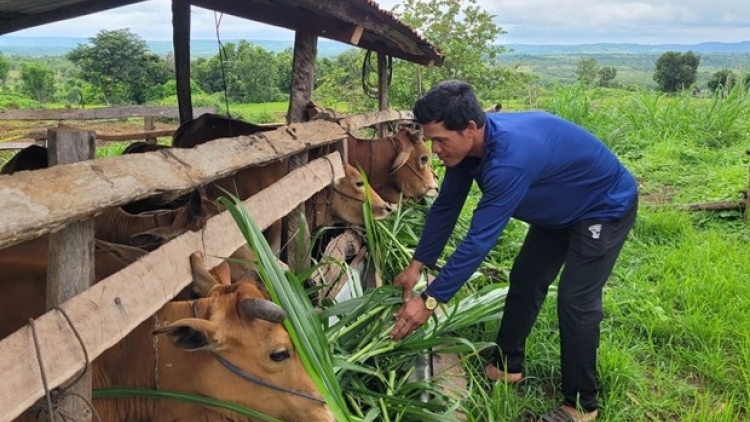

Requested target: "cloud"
[{"left": 5, "top": 0, "right": 749, "bottom": 45}]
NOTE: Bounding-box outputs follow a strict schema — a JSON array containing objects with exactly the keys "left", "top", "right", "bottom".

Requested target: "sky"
[{"left": 4, "top": 0, "right": 749, "bottom": 45}]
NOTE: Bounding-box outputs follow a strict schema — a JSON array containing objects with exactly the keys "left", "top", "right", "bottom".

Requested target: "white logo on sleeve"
[{"left": 588, "top": 224, "right": 602, "bottom": 239}]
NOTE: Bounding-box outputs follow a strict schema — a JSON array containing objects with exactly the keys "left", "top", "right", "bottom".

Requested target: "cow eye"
[
  {"left": 270, "top": 349, "right": 291, "bottom": 362},
  {"left": 355, "top": 180, "right": 364, "bottom": 187},
  {"left": 420, "top": 156, "right": 429, "bottom": 166}
]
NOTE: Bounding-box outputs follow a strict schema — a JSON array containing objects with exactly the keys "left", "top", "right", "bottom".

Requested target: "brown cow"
[
  {"left": 347, "top": 127, "right": 439, "bottom": 204},
  {"left": 12, "top": 252, "right": 333, "bottom": 422},
  {"left": 172, "top": 113, "right": 392, "bottom": 253}
]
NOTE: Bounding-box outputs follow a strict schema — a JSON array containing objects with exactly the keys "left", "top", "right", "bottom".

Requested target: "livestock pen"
[{"left": 0, "top": 110, "right": 421, "bottom": 421}]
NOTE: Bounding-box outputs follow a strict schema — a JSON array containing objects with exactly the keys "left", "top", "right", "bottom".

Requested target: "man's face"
[{"left": 422, "top": 121, "right": 475, "bottom": 167}]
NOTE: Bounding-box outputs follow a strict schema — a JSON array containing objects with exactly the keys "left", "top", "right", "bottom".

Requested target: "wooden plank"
[
  {"left": 0, "top": 106, "right": 217, "bottom": 121},
  {"left": 45, "top": 129, "right": 96, "bottom": 421},
  {"left": 0, "top": 142, "right": 35, "bottom": 151},
  {"left": 143, "top": 116, "right": 157, "bottom": 143},
  {"left": 96, "top": 129, "right": 175, "bottom": 142},
  {"left": 0, "top": 120, "right": 347, "bottom": 250},
  {"left": 342, "top": 110, "right": 414, "bottom": 133},
  {"left": 0, "top": 152, "right": 345, "bottom": 422}
]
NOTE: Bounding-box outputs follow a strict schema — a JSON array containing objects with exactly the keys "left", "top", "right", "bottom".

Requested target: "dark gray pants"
[{"left": 494, "top": 200, "right": 637, "bottom": 412}]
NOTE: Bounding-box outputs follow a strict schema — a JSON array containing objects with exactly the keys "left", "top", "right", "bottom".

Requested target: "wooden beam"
[
  {"left": 0, "top": 0, "right": 146, "bottom": 36},
  {"left": 172, "top": 0, "right": 193, "bottom": 124},
  {"left": 45, "top": 129, "right": 96, "bottom": 421},
  {"left": 342, "top": 110, "right": 414, "bottom": 132},
  {"left": 377, "top": 52, "right": 390, "bottom": 137},
  {"left": 0, "top": 152, "right": 345, "bottom": 422},
  {"left": 187, "top": 0, "right": 366, "bottom": 55},
  {"left": 0, "top": 120, "right": 347, "bottom": 250},
  {"left": 0, "top": 142, "right": 35, "bottom": 151},
  {"left": 0, "top": 106, "right": 217, "bottom": 121}
]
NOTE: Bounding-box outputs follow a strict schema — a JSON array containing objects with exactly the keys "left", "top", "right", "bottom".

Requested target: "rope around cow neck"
[{"left": 190, "top": 300, "right": 326, "bottom": 404}]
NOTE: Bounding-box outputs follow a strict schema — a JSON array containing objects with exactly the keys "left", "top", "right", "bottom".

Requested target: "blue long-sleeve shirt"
[{"left": 416, "top": 112, "right": 638, "bottom": 303}]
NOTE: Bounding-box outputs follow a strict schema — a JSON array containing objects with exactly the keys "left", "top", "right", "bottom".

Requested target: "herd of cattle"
[{"left": 0, "top": 112, "right": 439, "bottom": 421}]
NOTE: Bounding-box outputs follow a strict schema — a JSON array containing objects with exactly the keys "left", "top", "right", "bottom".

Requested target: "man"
[{"left": 390, "top": 80, "right": 637, "bottom": 422}]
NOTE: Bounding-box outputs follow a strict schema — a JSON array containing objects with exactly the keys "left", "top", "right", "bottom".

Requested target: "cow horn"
[{"left": 239, "top": 297, "right": 287, "bottom": 323}]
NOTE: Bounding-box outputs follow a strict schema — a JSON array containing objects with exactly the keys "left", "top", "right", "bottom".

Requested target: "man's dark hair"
[{"left": 413, "top": 80, "right": 485, "bottom": 131}]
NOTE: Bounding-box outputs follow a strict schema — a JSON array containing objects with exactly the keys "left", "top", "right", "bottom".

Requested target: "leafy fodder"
[
  {"left": 222, "top": 185, "right": 513, "bottom": 421},
  {"left": 221, "top": 194, "right": 351, "bottom": 421}
]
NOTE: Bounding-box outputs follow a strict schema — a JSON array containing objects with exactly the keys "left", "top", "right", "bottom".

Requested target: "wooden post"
[
  {"left": 143, "top": 115, "right": 156, "bottom": 143},
  {"left": 377, "top": 52, "right": 389, "bottom": 138},
  {"left": 282, "top": 32, "right": 317, "bottom": 272},
  {"left": 172, "top": 0, "right": 193, "bottom": 124},
  {"left": 45, "top": 129, "right": 96, "bottom": 422}
]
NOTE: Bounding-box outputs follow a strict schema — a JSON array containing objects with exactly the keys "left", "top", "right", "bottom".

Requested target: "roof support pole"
[
  {"left": 282, "top": 32, "right": 318, "bottom": 272},
  {"left": 377, "top": 52, "right": 389, "bottom": 137},
  {"left": 172, "top": 0, "right": 193, "bottom": 124}
]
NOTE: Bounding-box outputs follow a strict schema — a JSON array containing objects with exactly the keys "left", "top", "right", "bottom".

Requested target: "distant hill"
[
  {"left": 0, "top": 36, "right": 352, "bottom": 58},
  {"left": 1, "top": 36, "right": 749, "bottom": 58},
  {"left": 504, "top": 41, "right": 750, "bottom": 55}
]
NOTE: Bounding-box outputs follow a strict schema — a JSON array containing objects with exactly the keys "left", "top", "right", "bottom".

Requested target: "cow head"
[
  {"left": 387, "top": 127, "right": 439, "bottom": 203},
  {"left": 326, "top": 162, "right": 392, "bottom": 226},
  {"left": 151, "top": 251, "right": 333, "bottom": 422}
]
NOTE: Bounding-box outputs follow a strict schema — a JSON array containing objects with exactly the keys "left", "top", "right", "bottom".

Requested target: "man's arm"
[
  {"left": 424, "top": 165, "right": 532, "bottom": 302},
  {"left": 412, "top": 165, "right": 474, "bottom": 268}
]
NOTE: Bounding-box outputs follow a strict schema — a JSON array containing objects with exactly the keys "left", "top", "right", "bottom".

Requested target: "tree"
[
  {"left": 390, "top": 0, "right": 510, "bottom": 108},
  {"left": 0, "top": 53, "right": 10, "bottom": 86},
  {"left": 598, "top": 66, "right": 617, "bottom": 87},
  {"left": 192, "top": 41, "right": 282, "bottom": 103},
  {"left": 67, "top": 29, "right": 171, "bottom": 104},
  {"left": 19, "top": 62, "right": 55, "bottom": 103},
  {"left": 653, "top": 51, "right": 700, "bottom": 93},
  {"left": 575, "top": 58, "right": 599, "bottom": 87},
  {"left": 707, "top": 69, "right": 735, "bottom": 93}
]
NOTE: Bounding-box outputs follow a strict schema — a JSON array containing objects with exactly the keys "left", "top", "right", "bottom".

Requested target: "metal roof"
[{"left": 0, "top": 0, "right": 444, "bottom": 66}]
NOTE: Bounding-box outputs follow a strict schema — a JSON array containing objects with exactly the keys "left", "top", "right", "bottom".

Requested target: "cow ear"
[
  {"left": 210, "top": 261, "right": 232, "bottom": 286},
  {"left": 389, "top": 137, "right": 414, "bottom": 175},
  {"left": 153, "top": 318, "right": 224, "bottom": 352},
  {"left": 190, "top": 251, "right": 220, "bottom": 297}
]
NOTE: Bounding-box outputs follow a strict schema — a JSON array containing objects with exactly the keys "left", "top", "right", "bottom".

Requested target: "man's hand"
[
  {"left": 392, "top": 261, "right": 423, "bottom": 301},
  {"left": 390, "top": 295, "right": 433, "bottom": 340}
]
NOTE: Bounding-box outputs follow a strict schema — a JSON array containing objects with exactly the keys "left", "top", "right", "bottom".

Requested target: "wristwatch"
[{"left": 420, "top": 291, "right": 439, "bottom": 310}]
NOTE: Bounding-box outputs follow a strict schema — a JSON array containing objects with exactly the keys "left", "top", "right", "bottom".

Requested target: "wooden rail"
[
  {"left": 0, "top": 110, "right": 415, "bottom": 250},
  {"left": 0, "top": 120, "right": 346, "bottom": 250},
  {"left": 0, "top": 106, "right": 217, "bottom": 121}
]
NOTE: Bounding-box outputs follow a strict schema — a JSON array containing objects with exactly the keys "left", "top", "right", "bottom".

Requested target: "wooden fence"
[
  {"left": 0, "top": 109, "right": 413, "bottom": 421},
  {"left": 0, "top": 106, "right": 218, "bottom": 150}
]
